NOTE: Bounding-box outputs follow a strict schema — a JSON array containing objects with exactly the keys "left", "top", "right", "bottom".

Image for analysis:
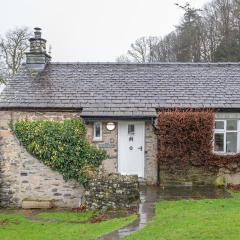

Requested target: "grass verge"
[
  {"left": 36, "top": 210, "right": 95, "bottom": 222},
  {"left": 124, "top": 192, "right": 240, "bottom": 240},
  {"left": 0, "top": 211, "right": 137, "bottom": 240}
]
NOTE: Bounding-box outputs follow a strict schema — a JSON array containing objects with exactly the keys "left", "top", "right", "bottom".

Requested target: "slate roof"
[{"left": 0, "top": 62, "right": 240, "bottom": 117}]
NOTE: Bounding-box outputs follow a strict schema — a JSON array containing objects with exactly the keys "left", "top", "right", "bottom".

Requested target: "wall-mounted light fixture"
[{"left": 106, "top": 122, "right": 116, "bottom": 131}]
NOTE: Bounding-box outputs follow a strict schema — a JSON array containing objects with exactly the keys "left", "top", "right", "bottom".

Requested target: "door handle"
[{"left": 138, "top": 146, "right": 143, "bottom": 151}]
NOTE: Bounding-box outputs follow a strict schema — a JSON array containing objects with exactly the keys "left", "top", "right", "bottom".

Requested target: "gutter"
[
  {"left": 0, "top": 107, "right": 83, "bottom": 112},
  {"left": 82, "top": 115, "right": 155, "bottom": 121}
]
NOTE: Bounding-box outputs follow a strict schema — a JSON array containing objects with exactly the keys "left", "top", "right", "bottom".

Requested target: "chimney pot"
[{"left": 34, "top": 27, "right": 42, "bottom": 39}]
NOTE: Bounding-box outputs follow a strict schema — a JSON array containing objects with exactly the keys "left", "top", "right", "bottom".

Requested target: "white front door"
[{"left": 118, "top": 122, "right": 145, "bottom": 178}]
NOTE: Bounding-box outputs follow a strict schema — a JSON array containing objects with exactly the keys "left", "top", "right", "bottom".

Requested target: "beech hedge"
[
  {"left": 157, "top": 109, "right": 240, "bottom": 173},
  {"left": 15, "top": 119, "right": 107, "bottom": 186}
]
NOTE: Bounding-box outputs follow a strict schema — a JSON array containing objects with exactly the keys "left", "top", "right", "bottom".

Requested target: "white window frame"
[
  {"left": 214, "top": 119, "right": 240, "bottom": 154},
  {"left": 93, "top": 122, "right": 102, "bottom": 141}
]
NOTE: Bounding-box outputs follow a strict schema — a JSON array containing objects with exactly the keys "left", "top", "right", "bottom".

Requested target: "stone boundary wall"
[
  {"left": 159, "top": 165, "right": 217, "bottom": 187},
  {"left": 85, "top": 173, "right": 139, "bottom": 211},
  {"left": 159, "top": 163, "right": 240, "bottom": 187},
  {"left": 0, "top": 111, "right": 84, "bottom": 208}
]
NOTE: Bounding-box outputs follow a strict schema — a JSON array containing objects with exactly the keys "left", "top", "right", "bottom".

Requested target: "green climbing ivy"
[{"left": 15, "top": 119, "right": 107, "bottom": 186}]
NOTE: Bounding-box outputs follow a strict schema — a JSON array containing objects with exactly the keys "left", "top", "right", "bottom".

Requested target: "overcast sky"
[{"left": 0, "top": 0, "right": 210, "bottom": 62}]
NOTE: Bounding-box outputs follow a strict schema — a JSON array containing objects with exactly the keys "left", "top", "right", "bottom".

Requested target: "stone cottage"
[{"left": 1, "top": 28, "right": 240, "bottom": 207}]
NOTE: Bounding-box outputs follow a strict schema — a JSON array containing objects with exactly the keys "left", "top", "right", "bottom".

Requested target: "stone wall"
[
  {"left": 159, "top": 165, "right": 217, "bottom": 187},
  {"left": 85, "top": 172, "right": 139, "bottom": 211},
  {"left": 159, "top": 164, "right": 240, "bottom": 187},
  {"left": 86, "top": 121, "right": 118, "bottom": 174},
  {"left": 217, "top": 167, "right": 240, "bottom": 186},
  {"left": 0, "top": 111, "right": 84, "bottom": 208},
  {"left": 145, "top": 122, "right": 158, "bottom": 184}
]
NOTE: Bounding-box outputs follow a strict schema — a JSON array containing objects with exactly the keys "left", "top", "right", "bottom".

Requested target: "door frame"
[{"left": 117, "top": 121, "right": 145, "bottom": 178}]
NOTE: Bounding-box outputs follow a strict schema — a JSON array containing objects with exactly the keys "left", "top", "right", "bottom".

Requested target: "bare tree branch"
[
  {"left": 115, "top": 55, "right": 131, "bottom": 63},
  {"left": 0, "top": 27, "right": 31, "bottom": 78}
]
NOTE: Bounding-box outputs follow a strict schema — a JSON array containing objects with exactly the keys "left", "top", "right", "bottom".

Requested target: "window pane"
[
  {"left": 227, "top": 120, "right": 237, "bottom": 131},
  {"left": 215, "top": 121, "right": 224, "bottom": 130},
  {"left": 128, "top": 124, "right": 135, "bottom": 135},
  {"left": 95, "top": 123, "right": 101, "bottom": 138},
  {"left": 226, "top": 132, "right": 237, "bottom": 153},
  {"left": 214, "top": 133, "right": 224, "bottom": 152}
]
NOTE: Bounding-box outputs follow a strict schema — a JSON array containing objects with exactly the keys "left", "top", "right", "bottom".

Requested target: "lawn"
[
  {"left": 0, "top": 210, "right": 137, "bottom": 240},
  {"left": 124, "top": 192, "right": 240, "bottom": 240},
  {"left": 36, "top": 210, "right": 95, "bottom": 222}
]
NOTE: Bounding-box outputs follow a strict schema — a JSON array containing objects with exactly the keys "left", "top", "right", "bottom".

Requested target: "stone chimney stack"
[{"left": 26, "top": 27, "right": 51, "bottom": 71}]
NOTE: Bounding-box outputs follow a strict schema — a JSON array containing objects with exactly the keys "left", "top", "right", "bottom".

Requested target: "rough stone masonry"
[
  {"left": 0, "top": 111, "right": 84, "bottom": 208},
  {"left": 85, "top": 172, "right": 139, "bottom": 211}
]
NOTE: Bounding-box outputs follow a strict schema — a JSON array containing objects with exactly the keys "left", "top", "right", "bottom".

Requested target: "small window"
[
  {"left": 128, "top": 124, "right": 135, "bottom": 135},
  {"left": 93, "top": 122, "right": 102, "bottom": 141}
]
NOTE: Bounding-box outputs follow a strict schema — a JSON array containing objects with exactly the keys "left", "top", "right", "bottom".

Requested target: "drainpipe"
[
  {"left": 151, "top": 117, "right": 160, "bottom": 186},
  {"left": 157, "top": 137, "right": 160, "bottom": 186}
]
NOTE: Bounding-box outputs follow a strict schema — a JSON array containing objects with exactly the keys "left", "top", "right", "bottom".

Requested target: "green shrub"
[{"left": 15, "top": 119, "right": 107, "bottom": 186}]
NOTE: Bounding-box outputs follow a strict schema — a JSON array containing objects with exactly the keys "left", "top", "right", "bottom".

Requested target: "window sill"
[
  {"left": 93, "top": 139, "right": 103, "bottom": 143},
  {"left": 213, "top": 152, "right": 239, "bottom": 156}
]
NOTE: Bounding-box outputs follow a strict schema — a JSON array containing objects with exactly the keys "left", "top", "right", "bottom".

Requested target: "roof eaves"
[{"left": 0, "top": 106, "right": 82, "bottom": 112}]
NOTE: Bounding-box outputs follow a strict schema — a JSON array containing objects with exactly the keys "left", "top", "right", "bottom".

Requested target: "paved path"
[{"left": 98, "top": 186, "right": 230, "bottom": 240}]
